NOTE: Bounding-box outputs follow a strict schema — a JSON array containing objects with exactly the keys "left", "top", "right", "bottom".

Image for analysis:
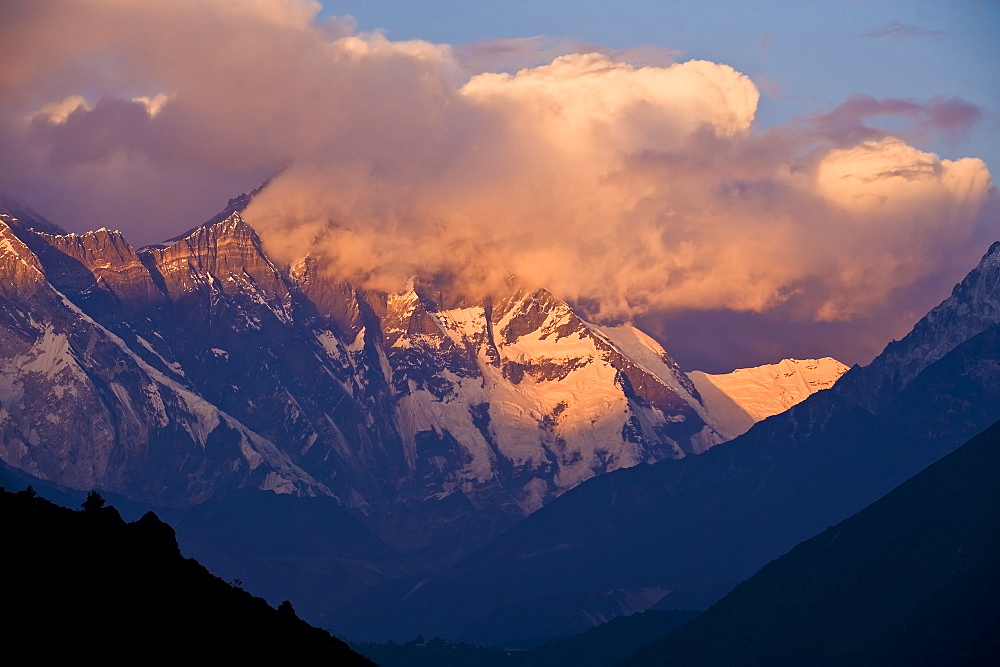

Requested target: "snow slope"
[{"left": 689, "top": 358, "right": 849, "bottom": 439}]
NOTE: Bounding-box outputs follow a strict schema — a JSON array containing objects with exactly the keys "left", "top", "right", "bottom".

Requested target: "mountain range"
[
  {"left": 0, "top": 197, "right": 839, "bottom": 568},
  {"left": 327, "top": 238, "right": 1000, "bottom": 643},
  {"left": 2, "top": 193, "right": 997, "bottom": 650}
]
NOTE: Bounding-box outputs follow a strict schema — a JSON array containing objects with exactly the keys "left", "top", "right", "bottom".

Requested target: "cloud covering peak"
[{"left": 0, "top": 0, "right": 993, "bottom": 333}]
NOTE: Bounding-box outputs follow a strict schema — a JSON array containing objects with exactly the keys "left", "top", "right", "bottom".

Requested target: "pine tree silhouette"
[{"left": 82, "top": 490, "right": 106, "bottom": 513}]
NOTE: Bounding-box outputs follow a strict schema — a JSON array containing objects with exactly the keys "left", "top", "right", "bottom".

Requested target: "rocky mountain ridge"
[{"left": 1, "top": 215, "right": 321, "bottom": 504}]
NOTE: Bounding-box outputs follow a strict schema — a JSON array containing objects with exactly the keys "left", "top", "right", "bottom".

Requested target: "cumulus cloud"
[{"left": 0, "top": 0, "right": 994, "bottom": 338}]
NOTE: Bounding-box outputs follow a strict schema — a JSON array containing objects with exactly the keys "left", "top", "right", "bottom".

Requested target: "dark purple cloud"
[
  {"left": 32, "top": 97, "right": 152, "bottom": 166},
  {"left": 453, "top": 35, "right": 681, "bottom": 74},
  {"left": 807, "top": 94, "right": 984, "bottom": 145},
  {"left": 860, "top": 20, "right": 946, "bottom": 40}
]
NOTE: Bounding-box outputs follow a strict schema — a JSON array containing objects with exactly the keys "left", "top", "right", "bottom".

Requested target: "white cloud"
[
  {"left": 131, "top": 93, "right": 172, "bottom": 118},
  {"left": 32, "top": 95, "right": 92, "bottom": 124}
]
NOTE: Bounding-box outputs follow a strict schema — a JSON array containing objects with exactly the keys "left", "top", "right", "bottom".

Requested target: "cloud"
[
  {"left": 453, "top": 36, "right": 600, "bottom": 74},
  {"left": 807, "top": 94, "right": 984, "bottom": 145},
  {"left": 245, "top": 54, "right": 766, "bottom": 311},
  {"left": 860, "top": 20, "right": 946, "bottom": 40},
  {"left": 811, "top": 137, "right": 990, "bottom": 318},
  {"left": 31, "top": 96, "right": 154, "bottom": 166},
  {"left": 0, "top": 0, "right": 993, "bottom": 339},
  {"left": 132, "top": 93, "right": 172, "bottom": 118},
  {"left": 454, "top": 36, "right": 682, "bottom": 75},
  {"left": 757, "top": 34, "right": 772, "bottom": 61},
  {"left": 31, "top": 95, "right": 92, "bottom": 124}
]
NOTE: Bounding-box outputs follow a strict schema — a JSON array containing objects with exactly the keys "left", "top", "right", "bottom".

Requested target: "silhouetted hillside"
[
  {"left": 0, "top": 487, "right": 373, "bottom": 662},
  {"left": 626, "top": 419, "right": 1000, "bottom": 666}
]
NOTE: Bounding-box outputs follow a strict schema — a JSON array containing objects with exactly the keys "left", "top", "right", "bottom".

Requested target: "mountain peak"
[
  {"left": 0, "top": 216, "right": 46, "bottom": 290},
  {"left": 689, "top": 357, "right": 850, "bottom": 439},
  {"left": 149, "top": 211, "right": 267, "bottom": 266},
  {"left": 172, "top": 211, "right": 260, "bottom": 245},
  {"left": 0, "top": 198, "right": 67, "bottom": 235},
  {"left": 53, "top": 225, "right": 135, "bottom": 250},
  {"left": 844, "top": 240, "right": 1000, "bottom": 411},
  {"left": 160, "top": 179, "right": 270, "bottom": 245},
  {"left": 1, "top": 192, "right": 858, "bottom": 580}
]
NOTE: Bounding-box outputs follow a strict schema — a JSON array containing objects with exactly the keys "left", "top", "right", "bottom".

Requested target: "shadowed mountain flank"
[{"left": 626, "top": 419, "right": 1000, "bottom": 665}]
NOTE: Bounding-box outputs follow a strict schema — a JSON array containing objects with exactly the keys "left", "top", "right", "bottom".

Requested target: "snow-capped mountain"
[
  {"left": 689, "top": 357, "right": 849, "bottom": 439},
  {"left": 0, "top": 217, "right": 326, "bottom": 504},
  {"left": 4, "top": 198, "right": 836, "bottom": 563},
  {"left": 0, "top": 194, "right": 862, "bottom": 570},
  {"left": 338, "top": 239, "right": 1000, "bottom": 644}
]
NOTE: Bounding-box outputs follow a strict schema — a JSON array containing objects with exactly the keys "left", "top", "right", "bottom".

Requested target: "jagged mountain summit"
[
  {"left": 1, "top": 199, "right": 838, "bottom": 566},
  {"left": 689, "top": 357, "right": 849, "bottom": 439},
  {"left": 0, "top": 210, "right": 712, "bottom": 508},
  {"left": 1, "top": 213, "right": 323, "bottom": 503}
]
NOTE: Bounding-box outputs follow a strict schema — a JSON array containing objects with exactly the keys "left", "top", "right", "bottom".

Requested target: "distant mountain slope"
[
  {"left": 627, "top": 419, "right": 1000, "bottom": 666},
  {"left": 160, "top": 488, "right": 423, "bottom": 626},
  {"left": 328, "top": 241, "right": 1000, "bottom": 644},
  {"left": 0, "top": 486, "right": 373, "bottom": 662},
  {"left": 689, "top": 357, "right": 848, "bottom": 438},
  {"left": 351, "top": 609, "right": 700, "bottom": 666}
]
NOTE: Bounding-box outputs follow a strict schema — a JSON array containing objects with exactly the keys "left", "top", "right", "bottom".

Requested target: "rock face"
[
  {"left": 689, "top": 357, "right": 849, "bottom": 439},
  {"left": 0, "top": 201, "right": 751, "bottom": 561},
  {"left": 0, "top": 214, "right": 324, "bottom": 506}
]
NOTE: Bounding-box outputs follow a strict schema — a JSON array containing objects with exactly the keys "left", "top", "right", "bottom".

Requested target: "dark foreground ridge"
[
  {"left": 0, "top": 486, "right": 373, "bottom": 663},
  {"left": 626, "top": 419, "right": 1000, "bottom": 666}
]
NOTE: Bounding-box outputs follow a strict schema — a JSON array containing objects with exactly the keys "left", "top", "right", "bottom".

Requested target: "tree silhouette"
[
  {"left": 82, "top": 490, "right": 106, "bottom": 513},
  {"left": 278, "top": 600, "right": 297, "bottom": 618}
]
